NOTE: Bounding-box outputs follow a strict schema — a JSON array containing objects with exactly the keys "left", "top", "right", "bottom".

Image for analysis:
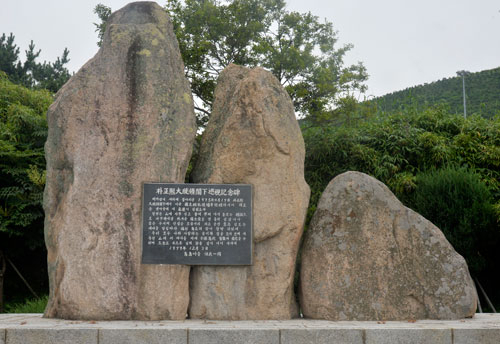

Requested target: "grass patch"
[{"left": 3, "top": 295, "right": 48, "bottom": 313}]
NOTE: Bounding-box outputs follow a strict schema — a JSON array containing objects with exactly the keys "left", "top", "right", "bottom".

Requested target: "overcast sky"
[{"left": 2, "top": 0, "right": 499, "bottom": 97}]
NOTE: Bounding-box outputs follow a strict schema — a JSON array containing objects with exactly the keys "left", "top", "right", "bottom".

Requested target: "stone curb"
[{"left": 1, "top": 314, "right": 499, "bottom": 344}]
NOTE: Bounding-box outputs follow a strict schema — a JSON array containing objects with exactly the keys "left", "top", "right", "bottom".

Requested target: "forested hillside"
[{"left": 375, "top": 67, "right": 500, "bottom": 118}]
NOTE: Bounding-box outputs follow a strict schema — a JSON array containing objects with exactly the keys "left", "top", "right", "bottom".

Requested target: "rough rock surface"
[
  {"left": 43, "top": 2, "right": 196, "bottom": 320},
  {"left": 189, "top": 64, "right": 310, "bottom": 320},
  {"left": 300, "top": 171, "right": 478, "bottom": 320}
]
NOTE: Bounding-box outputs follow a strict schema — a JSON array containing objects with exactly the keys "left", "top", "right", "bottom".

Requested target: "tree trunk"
[{"left": 0, "top": 250, "right": 6, "bottom": 312}]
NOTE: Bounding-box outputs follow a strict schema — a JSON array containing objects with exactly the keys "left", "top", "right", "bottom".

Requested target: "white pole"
[
  {"left": 457, "top": 70, "right": 469, "bottom": 118},
  {"left": 462, "top": 74, "right": 467, "bottom": 118}
]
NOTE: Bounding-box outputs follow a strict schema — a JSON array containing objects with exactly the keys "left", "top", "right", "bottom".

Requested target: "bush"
[
  {"left": 0, "top": 71, "right": 51, "bottom": 245},
  {"left": 0, "top": 72, "right": 51, "bottom": 304},
  {"left": 409, "top": 166, "right": 498, "bottom": 275}
]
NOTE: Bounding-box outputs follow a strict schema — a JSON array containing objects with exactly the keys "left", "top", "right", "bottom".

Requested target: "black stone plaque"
[{"left": 141, "top": 183, "right": 252, "bottom": 265}]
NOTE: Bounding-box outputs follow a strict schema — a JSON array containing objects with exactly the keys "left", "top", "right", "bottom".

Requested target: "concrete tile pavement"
[{"left": 0, "top": 313, "right": 498, "bottom": 344}]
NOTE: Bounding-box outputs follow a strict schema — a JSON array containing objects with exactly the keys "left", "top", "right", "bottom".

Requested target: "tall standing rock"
[
  {"left": 189, "top": 64, "right": 310, "bottom": 320},
  {"left": 300, "top": 171, "right": 478, "bottom": 320},
  {"left": 43, "top": 2, "right": 196, "bottom": 320}
]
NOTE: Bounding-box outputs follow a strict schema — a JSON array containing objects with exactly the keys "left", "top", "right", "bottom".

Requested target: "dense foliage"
[
  {"left": 0, "top": 33, "right": 71, "bottom": 93},
  {"left": 166, "top": 0, "right": 367, "bottom": 124},
  {"left": 303, "top": 106, "right": 500, "bottom": 212},
  {"left": 0, "top": 72, "right": 52, "bottom": 307},
  {"left": 0, "top": 34, "right": 70, "bottom": 252},
  {"left": 0, "top": 34, "right": 70, "bottom": 308},
  {"left": 411, "top": 167, "right": 497, "bottom": 275},
  {"left": 0, "top": 72, "right": 51, "bottom": 245},
  {"left": 375, "top": 67, "right": 500, "bottom": 119}
]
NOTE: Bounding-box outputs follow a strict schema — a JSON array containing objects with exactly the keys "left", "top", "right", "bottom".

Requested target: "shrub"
[
  {"left": 409, "top": 166, "right": 498, "bottom": 276},
  {"left": 0, "top": 72, "right": 51, "bottom": 304},
  {"left": 0, "top": 71, "right": 51, "bottom": 245}
]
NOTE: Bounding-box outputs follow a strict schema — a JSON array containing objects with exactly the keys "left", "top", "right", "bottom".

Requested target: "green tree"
[
  {"left": 0, "top": 34, "right": 20, "bottom": 80},
  {"left": 0, "top": 71, "right": 50, "bottom": 248},
  {"left": 0, "top": 32, "right": 70, "bottom": 308},
  {"left": 166, "top": 0, "right": 368, "bottom": 124},
  {"left": 0, "top": 72, "right": 52, "bottom": 307},
  {"left": 0, "top": 33, "right": 70, "bottom": 93}
]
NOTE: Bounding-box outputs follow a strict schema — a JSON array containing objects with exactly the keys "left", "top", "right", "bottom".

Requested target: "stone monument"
[
  {"left": 42, "top": 1, "right": 478, "bottom": 323},
  {"left": 43, "top": 2, "right": 196, "bottom": 320},
  {"left": 189, "top": 64, "right": 310, "bottom": 320},
  {"left": 300, "top": 171, "right": 478, "bottom": 320}
]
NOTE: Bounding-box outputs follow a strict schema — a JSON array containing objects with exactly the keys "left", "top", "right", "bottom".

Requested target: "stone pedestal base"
[{"left": 1, "top": 314, "right": 499, "bottom": 344}]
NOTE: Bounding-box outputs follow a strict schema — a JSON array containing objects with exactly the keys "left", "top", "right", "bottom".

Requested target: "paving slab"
[
  {"left": 6, "top": 328, "right": 97, "bottom": 344},
  {"left": 188, "top": 328, "right": 279, "bottom": 344},
  {"left": 99, "top": 328, "right": 186, "bottom": 344},
  {"left": 281, "top": 328, "right": 364, "bottom": 344},
  {"left": 453, "top": 328, "right": 500, "bottom": 344},
  {"left": 365, "top": 328, "right": 451, "bottom": 344},
  {"left": 1, "top": 329, "right": 4, "bottom": 344}
]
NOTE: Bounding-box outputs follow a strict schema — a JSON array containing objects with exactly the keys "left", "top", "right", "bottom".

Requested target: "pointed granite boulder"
[
  {"left": 43, "top": 2, "right": 196, "bottom": 320},
  {"left": 189, "top": 64, "right": 310, "bottom": 320},
  {"left": 300, "top": 171, "right": 478, "bottom": 320}
]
